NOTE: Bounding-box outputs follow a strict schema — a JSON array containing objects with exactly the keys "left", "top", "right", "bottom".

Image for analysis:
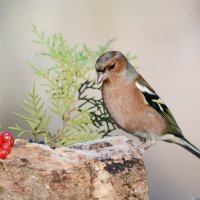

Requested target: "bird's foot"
[
  {"left": 127, "top": 138, "right": 154, "bottom": 158},
  {"left": 127, "top": 139, "right": 145, "bottom": 159}
]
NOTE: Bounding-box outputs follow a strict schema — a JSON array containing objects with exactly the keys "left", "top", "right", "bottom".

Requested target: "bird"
[{"left": 95, "top": 51, "right": 200, "bottom": 159}]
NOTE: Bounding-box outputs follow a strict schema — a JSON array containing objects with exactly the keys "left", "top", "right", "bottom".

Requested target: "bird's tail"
[{"left": 178, "top": 137, "right": 200, "bottom": 159}]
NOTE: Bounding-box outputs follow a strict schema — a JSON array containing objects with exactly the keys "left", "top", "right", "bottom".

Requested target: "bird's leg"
[
  {"left": 126, "top": 139, "right": 144, "bottom": 159},
  {"left": 137, "top": 137, "right": 148, "bottom": 154},
  {"left": 138, "top": 137, "right": 146, "bottom": 145},
  {"left": 137, "top": 135, "right": 157, "bottom": 152},
  {"left": 139, "top": 137, "right": 151, "bottom": 150},
  {"left": 127, "top": 134, "right": 157, "bottom": 158},
  {"left": 127, "top": 137, "right": 148, "bottom": 157}
]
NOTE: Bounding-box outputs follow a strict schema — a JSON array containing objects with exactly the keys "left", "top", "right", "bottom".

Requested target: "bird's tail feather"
[{"left": 178, "top": 137, "right": 200, "bottom": 159}]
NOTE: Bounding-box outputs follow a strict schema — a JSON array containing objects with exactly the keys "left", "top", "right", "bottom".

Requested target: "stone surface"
[{"left": 0, "top": 136, "right": 149, "bottom": 200}]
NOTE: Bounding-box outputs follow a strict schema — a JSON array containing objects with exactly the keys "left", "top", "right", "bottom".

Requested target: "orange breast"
[{"left": 102, "top": 79, "right": 167, "bottom": 136}]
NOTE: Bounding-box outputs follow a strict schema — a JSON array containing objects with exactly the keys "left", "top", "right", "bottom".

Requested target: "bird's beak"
[{"left": 96, "top": 72, "right": 105, "bottom": 84}]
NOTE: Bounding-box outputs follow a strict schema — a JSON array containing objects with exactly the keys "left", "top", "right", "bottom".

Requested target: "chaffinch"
[{"left": 95, "top": 51, "right": 200, "bottom": 159}]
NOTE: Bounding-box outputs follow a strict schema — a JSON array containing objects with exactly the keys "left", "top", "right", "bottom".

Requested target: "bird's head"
[{"left": 95, "top": 51, "right": 128, "bottom": 84}]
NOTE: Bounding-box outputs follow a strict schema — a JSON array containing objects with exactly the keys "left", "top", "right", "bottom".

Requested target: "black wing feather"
[{"left": 135, "top": 81, "right": 182, "bottom": 136}]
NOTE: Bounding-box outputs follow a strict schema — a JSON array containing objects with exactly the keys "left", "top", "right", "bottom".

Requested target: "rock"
[{"left": 0, "top": 136, "right": 149, "bottom": 200}]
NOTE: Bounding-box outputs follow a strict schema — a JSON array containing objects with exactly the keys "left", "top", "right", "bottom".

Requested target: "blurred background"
[{"left": 0, "top": 0, "right": 200, "bottom": 199}]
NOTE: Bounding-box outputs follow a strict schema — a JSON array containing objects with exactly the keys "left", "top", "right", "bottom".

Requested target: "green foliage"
[
  {"left": 10, "top": 24, "right": 136, "bottom": 146},
  {"left": 78, "top": 81, "right": 117, "bottom": 137},
  {"left": 10, "top": 84, "right": 50, "bottom": 142},
  {"left": 9, "top": 25, "right": 112, "bottom": 146}
]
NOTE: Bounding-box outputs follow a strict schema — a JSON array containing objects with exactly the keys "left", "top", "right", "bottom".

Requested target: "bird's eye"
[{"left": 109, "top": 64, "right": 115, "bottom": 70}]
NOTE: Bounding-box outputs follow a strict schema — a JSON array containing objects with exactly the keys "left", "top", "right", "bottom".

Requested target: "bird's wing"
[{"left": 135, "top": 75, "right": 182, "bottom": 134}]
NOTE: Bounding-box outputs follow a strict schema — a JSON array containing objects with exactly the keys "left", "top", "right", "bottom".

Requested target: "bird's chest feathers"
[
  {"left": 102, "top": 80, "right": 167, "bottom": 134},
  {"left": 102, "top": 81, "right": 143, "bottom": 128}
]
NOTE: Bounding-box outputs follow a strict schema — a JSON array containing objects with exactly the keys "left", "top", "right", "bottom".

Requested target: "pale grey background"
[{"left": 0, "top": 1, "right": 200, "bottom": 199}]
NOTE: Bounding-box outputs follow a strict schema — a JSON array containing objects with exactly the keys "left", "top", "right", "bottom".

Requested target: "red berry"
[
  {"left": 0, "top": 148, "right": 8, "bottom": 159},
  {"left": 2, "top": 143, "right": 12, "bottom": 154},
  {"left": 1, "top": 132, "right": 14, "bottom": 147},
  {"left": 0, "top": 137, "right": 3, "bottom": 147}
]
